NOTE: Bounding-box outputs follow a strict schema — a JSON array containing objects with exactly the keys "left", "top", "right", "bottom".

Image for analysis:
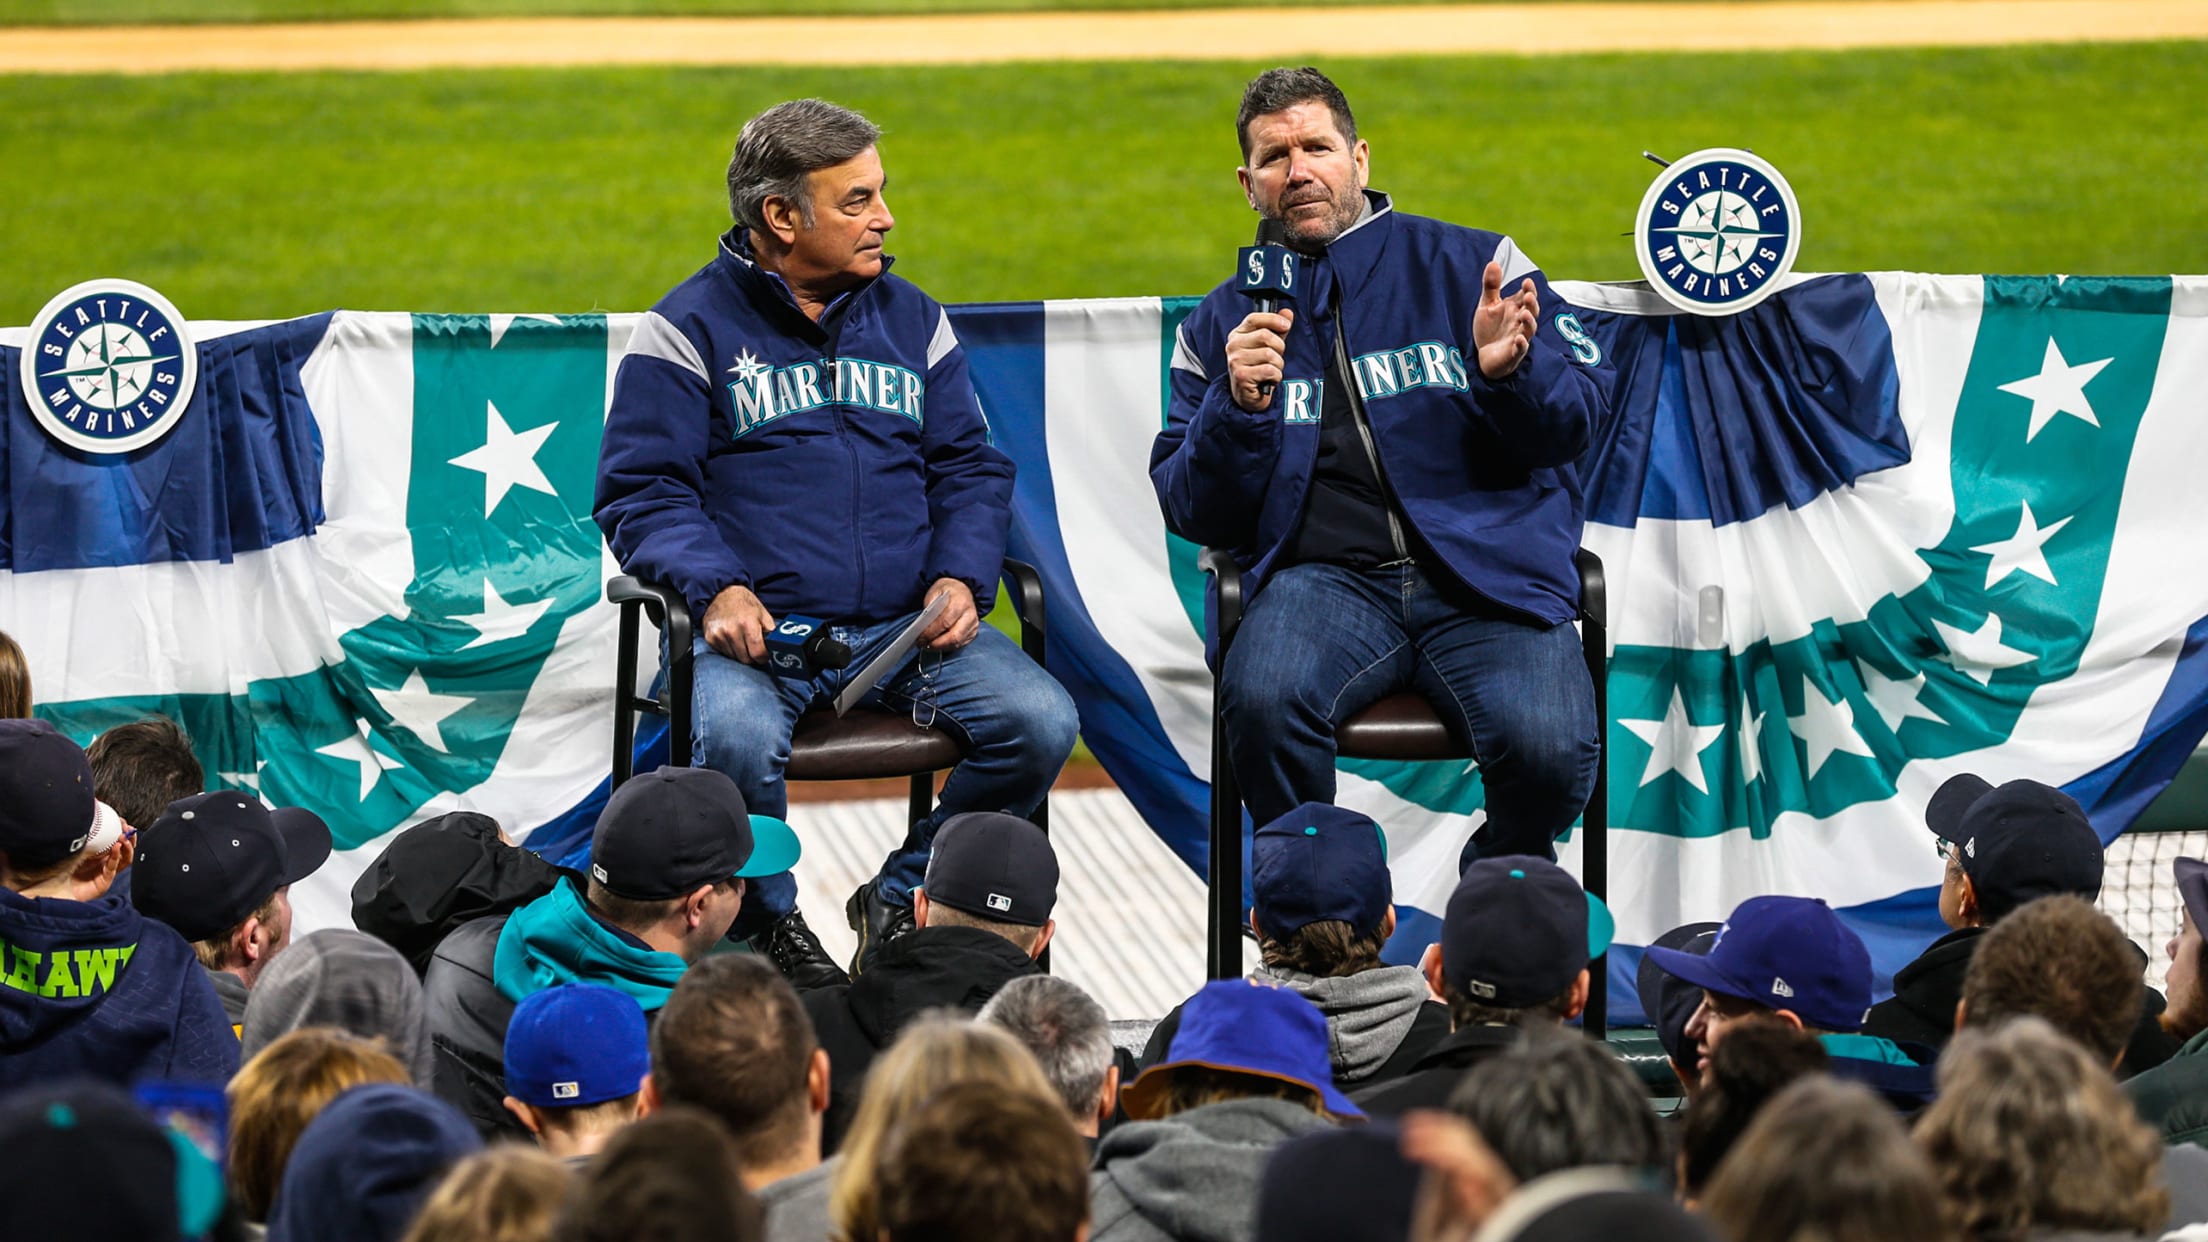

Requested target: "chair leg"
[
  {"left": 908, "top": 773, "right": 932, "bottom": 829},
  {"left": 1582, "top": 621, "right": 1609, "bottom": 1039},
  {"left": 1208, "top": 696, "right": 1244, "bottom": 980},
  {"left": 613, "top": 601, "right": 640, "bottom": 790}
]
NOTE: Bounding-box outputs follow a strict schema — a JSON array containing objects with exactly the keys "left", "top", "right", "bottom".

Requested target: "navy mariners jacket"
[
  {"left": 594, "top": 230, "right": 1014, "bottom": 625},
  {"left": 1151, "top": 192, "right": 1612, "bottom": 627}
]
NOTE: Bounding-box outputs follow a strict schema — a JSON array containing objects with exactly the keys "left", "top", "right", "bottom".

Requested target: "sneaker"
[
  {"left": 750, "top": 909, "right": 849, "bottom": 992},
  {"left": 845, "top": 879, "right": 917, "bottom": 977}
]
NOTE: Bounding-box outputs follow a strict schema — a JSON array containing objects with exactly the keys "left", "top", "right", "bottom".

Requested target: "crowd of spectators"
[{"left": 6, "top": 635, "right": 2208, "bottom": 1242}]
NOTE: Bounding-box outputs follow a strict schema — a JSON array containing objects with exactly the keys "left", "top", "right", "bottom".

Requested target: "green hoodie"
[
  {"left": 2127, "top": 1025, "right": 2208, "bottom": 1148},
  {"left": 491, "top": 879, "right": 687, "bottom": 1011}
]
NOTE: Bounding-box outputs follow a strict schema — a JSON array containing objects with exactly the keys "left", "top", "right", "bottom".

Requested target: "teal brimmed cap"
[
  {"left": 1253, "top": 802, "right": 1391, "bottom": 938},
  {"left": 589, "top": 767, "right": 800, "bottom": 900},
  {"left": 1443, "top": 858, "right": 1614, "bottom": 1007}
]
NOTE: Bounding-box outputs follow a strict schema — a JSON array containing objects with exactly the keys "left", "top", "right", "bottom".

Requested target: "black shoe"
[
  {"left": 750, "top": 909, "right": 849, "bottom": 992},
  {"left": 845, "top": 879, "right": 916, "bottom": 977}
]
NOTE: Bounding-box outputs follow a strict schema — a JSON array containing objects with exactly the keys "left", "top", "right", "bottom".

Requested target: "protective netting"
[{"left": 2100, "top": 829, "right": 2207, "bottom": 992}]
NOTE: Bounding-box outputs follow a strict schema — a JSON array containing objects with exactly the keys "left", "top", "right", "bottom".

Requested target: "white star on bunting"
[
  {"left": 1998, "top": 339, "right": 2113, "bottom": 442},
  {"left": 1621, "top": 688, "right": 1726, "bottom": 793},
  {"left": 1931, "top": 613, "right": 2035, "bottom": 686},
  {"left": 487, "top": 313, "right": 563, "bottom": 349},
  {"left": 449, "top": 400, "right": 558, "bottom": 517},
  {"left": 1738, "top": 693, "right": 1766, "bottom": 784},
  {"left": 1789, "top": 677, "right": 1875, "bottom": 779},
  {"left": 1969, "top": 501, "right": 2073, "bottom": 589},
  {"left": 316, "top": 723, "right": 405, "bottom": 802},
  {"left": 1860, "top": 665, "right": 1947, "bottom": 733},
  {"left": 452, "top": 576, "right": 558, "bottom": 651},
  {"left": 369, "top": 669, "right": 474, "bottom": 755}
]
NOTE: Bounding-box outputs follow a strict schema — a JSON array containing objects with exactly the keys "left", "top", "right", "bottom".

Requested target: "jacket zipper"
[{"left": 1331, "top": 307, "right": 1410, "bottom": 562}]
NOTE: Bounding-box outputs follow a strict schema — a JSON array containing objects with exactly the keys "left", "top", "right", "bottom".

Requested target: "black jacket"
[
  {"left": 421, "top": 915, "right": 530, "bottom": 1141},
  {"left": 1348, "top": 1024, "right": 1525, "bottom": 1117},
  {"left": 1862, "top": 925, "right": 2181, "bottom": 1077},
  {"left": 801, "top": 925, "right": 1041, "bottom": 1152},
  {"left": 349, "top": 812, "right": 570, "bottom": 975}
]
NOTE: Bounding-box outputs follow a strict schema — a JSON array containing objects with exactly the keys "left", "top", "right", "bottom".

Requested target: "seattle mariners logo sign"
[
  {"left": 21, "top": 279, "right": 197, "bottom": 453},
  {"left": 1634, "top": 149, "right": 1801, "bottom": 315}
]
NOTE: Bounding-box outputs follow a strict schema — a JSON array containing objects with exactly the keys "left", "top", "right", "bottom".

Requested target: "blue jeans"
[
  {"left": 1220, "top": 561, "right": 1598, "bottom": 862},
  {"left": 689, "top": 618, "right": 1078, "bottom": 922}
]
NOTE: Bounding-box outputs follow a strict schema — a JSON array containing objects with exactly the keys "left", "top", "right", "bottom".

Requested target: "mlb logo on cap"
[{"left": 503, "top": 983, "right": 652, "bottom": 1110}]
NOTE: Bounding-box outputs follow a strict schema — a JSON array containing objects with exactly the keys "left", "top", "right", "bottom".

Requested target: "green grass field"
[{"left": 2, "top": 42, "right": 2204, "bottom": 326}]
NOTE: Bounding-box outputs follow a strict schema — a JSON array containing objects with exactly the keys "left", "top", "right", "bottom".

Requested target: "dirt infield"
[{"left": 3, "top": 0, "right": 2203, "bottom": 73}]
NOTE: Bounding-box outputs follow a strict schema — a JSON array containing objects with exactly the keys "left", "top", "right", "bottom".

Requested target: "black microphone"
[
  {"left": 762, "top": 614, "right": 852, "bottom": 679},
  {"left": 1234, "top": 218, "right": 1303, "bottom": 398}
]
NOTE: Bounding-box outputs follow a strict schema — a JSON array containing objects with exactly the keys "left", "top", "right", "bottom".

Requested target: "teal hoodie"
[{"left": 491, "top": 879, "right": 686, "bottom": 1011}]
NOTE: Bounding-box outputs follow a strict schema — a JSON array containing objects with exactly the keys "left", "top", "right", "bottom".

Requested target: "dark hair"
[
  {"left": 727, "top": 99, "right": 882, "bottom": 232},
  {"left": 555, "top": 1107, "right": 763, "bottom": 1242},
  {"left": 649, "top": 955, "right": 817, "bottom": 1170},
  {"left": 1442, "top": 978, "right": 1578, "bottom": 1030},
  {"left": 86, "top": 715, "right": 204, "bottom": 831},
  {"left": 1236, "top": 67, "right": 1358, "bottom": 160},
  {"left": 875, "top": 1082, "right": 1088, "bottom": 1242},
  {"left": 1447, "top": 1031, "right": 1667, "bottom": 1182},
  {"left": 1259, "top": 918, "right": 1385, "bottom": 978},
  {"left": 1961, "top": 894, "right": 2143, "bottom": 1065},
  {"left": 1677, "top": 1022, "right": 1830, "bottom": 1198}
]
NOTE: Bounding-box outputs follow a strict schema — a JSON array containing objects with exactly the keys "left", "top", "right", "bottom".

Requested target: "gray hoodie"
[
  {"left": 241, "top": 929, "right": 435, "bottom": 1082},
  {"left": 1252, "top": 963, "right": 1433, "bottom": 1084},
  {"left": 1089, "top": 1097, "right": 1333, "bottom": 1242}
]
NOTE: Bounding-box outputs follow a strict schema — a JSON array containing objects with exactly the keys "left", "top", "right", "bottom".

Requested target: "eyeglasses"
[{"left": 1936, "top": 837, "right": 1961, "bottom": 864}]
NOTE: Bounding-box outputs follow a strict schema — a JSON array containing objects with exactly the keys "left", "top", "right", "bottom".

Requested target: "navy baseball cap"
[
  {"left": 921, "top": 812, "right": 1058, "bottom": 926},
  {"left": 1635, "top": 922, "right": 1720, "bottom": 1067},
  {"left": 2175, "top": 856, "right": 2208, "bottom": 936},
  {"left": 1643, "top": 896, "right": 1873, "bottom": 1033},
  {"left": 1253, "top": 802, "right": 1391, "bottom": 938},
  {"left": 1256, "top": 1124, "right": 1420, "bottom": 1242},
  {"left": 1926, "top": 774, "right": 2103, "bottom": 921},
  {"left": 1121, "top": 980, "right": 1362, "bottom": 1119},
  {"left": 1442, "top": 858, "right": 1614, "bottom": 1008},
  {"left": 136, "top": 792, "right": 333, "bottom": 942},
  {"left": 589, "top": 767, "right": 799, "bottom": 901},
  {"left": 504, "top": 983, "right": 651, "bottom": 1109},
  {"left": 0, "top": 719, "right": 125, "bottom": 859}
]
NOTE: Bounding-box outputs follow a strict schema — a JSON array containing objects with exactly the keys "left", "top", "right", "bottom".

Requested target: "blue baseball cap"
[
  {"left": 503, "top": 983, "right": 651, "bottom": 1109},
  {"left": 1253, "top": 802, "right": 1391, "bottom": 938},
  {"left": 1121, "top": 980, "right": 1362, "bottom": 1119},
  {"left": 1643, "top": 896, "right": 1873, "bottom": 1033},
  {"left": 1442, "top": 858, "right": 1614, "bottom": 1008}
]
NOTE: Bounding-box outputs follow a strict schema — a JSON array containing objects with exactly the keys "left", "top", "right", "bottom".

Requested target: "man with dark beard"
[{"left": 1151, "top": 68, "right": 1611, "bottom": 863}]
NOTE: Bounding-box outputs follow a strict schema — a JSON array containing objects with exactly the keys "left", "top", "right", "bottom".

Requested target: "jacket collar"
[
  {"left": 1309, "top": 190, "right": 1394, "bottom": 312},
  {"left": 716, "top": 227, "right": 890, "bottom": 335},
  {"left": 1411, "top": 1020, "right": 1523, "bottom": 1071}
]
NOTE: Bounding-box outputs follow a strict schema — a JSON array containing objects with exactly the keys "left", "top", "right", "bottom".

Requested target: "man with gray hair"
[
  {"left": 595, "top": 99, "right": 1079, "bottom": 989},
  {"left": 980, "top": 974, "right": 1121, "bottom": 1141}
]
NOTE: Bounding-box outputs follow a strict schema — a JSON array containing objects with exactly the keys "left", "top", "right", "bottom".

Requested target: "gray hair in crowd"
[
  {"left": 977, "top": 974, "right": 1114, "bottom": 1119},
  {"left": 727, "top": 99, "right": 881, "bottom": 233},
  {"left": 1447, "top": 1029, "right": 1668, "bottom": 1183}
]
